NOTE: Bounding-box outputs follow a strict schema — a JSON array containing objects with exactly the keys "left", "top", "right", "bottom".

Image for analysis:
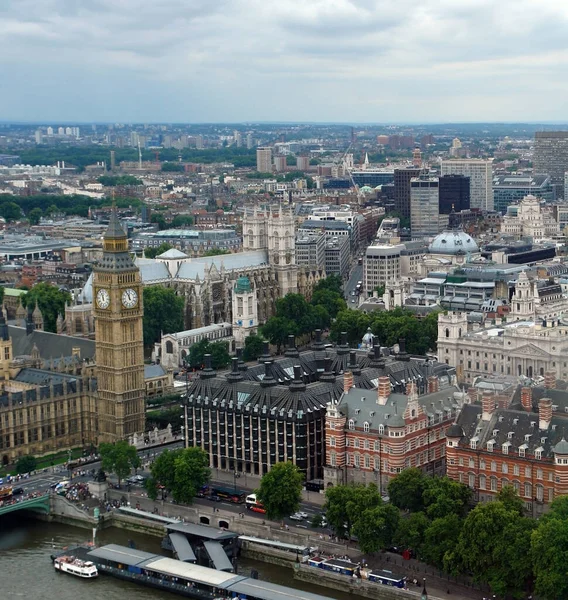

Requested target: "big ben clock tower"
[{"left": 93, "top": 208, "right": 145, "bottom": 442}]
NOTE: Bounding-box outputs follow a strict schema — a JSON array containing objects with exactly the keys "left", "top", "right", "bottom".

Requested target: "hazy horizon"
[{"left": 2, "top": 1, "right": 568, "bottom": 123}]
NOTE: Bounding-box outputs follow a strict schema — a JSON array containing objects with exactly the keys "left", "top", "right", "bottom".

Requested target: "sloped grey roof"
[
  {"left": 145, "top": 364, "right": 166, "bottom": 379},
  {"left": 158, "top": 248, "right": 188, "bottom": 259},
  {"left": 176, "top": 250, "right": 268, "bottom": 280},
  {"left": 13, "top": 368, "right": 78, "bottom": 386},
  {"left": 138, "top": 261, "right": 171, "bottom": 282},
  {"left": 8, "top": 326, "right": 95, "bottom": 360}
]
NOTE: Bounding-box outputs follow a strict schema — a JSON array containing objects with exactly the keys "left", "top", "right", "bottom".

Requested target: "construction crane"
[{"left": 137, "top": 139, "right": 142, "bottom": 170}]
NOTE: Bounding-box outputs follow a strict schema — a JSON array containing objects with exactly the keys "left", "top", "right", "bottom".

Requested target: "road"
[
  {"left": 344, "top": 264, "right": 363, "bottom": 308},
  {"left": 5, "top": 440, "right": 327, "bottom": 529}
]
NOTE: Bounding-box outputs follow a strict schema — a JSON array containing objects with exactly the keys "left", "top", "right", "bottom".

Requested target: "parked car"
[
  {"left": 296, "top": 511, "right": 309, "bottom": 519},
  {"left": 289, "top": 513, "right": 304, "bottom": 521}
]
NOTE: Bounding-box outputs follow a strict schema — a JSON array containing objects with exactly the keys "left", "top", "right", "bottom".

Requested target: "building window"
[
  {"left": 490, "top": 477, "right": 497, "bottom": 492},
  {"left": 354, "top": 439, "right": 359, "bottom": 449},
  {"left": 348, "top": 419, "right": 355, "bottom": 430},
  {"left": 513, "top": 465, "right": 520, "bottom": 476},
  {"left": 513, "top": 480, "right": 520, "bottom": 493},
  {"left": 535, "top": 449, "right": 543, "bottom": 460},
  {"left": 491, "top": 461, "right": 497, "bottom": 472},
  {"left": 525, "top": 466, "right": 531, "bottom": 478},
  {"left": 378, "top": 424, "right": 384, "bottom": 434},
  {"left": 330, "top": 437, "right": 336, "bottom": 447},
  {"left": 479, "top": 474, "right": 486, "bottom": 489},
  {"left": 536, "top": 485, "right": 544, "bottom": 502},
  {"left": 536, "top": 468, "right": 543, "bottom": 480},
  {"left": 330, "top": 452, "right": 336, "bottom": 467},
  {"left": 468, "top": 473, "right": 475, "bottom": 488},
  {"left": 524, "top": 482, "right": 532, "bottom": 498},
  {"left": 365, "top": 455, "right": 370, "bottom": 468},
  {"left": 354, "top": 454, "right": 360, "bottom": 467},
  {"left": 480, "top": 459, "right": 485, "bottom": 470},
  {"left": 502, "top": 463, "right": 508, "bottom": 474},
  {"left": 364, "top": 439, "right": 369, "bottom": 450},
  {"left": 469, "top": 457, "right": 474, "bottom": 468}
]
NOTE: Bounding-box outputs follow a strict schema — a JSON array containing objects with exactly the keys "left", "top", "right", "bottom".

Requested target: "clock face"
[
  {"left": 96, "top": 288, "right": 110, "bottom": 310},
  {"left": 122, "top": 288, "right": 139, "bottom": 309}
]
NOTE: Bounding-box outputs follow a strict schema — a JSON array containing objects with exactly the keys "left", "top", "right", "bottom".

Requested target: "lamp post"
[
  {"left": 421, "top": 578, "right": 428, "bottom": 600},
  {"left": 233, "top": 469, "right": 241, "bottom": 493}
]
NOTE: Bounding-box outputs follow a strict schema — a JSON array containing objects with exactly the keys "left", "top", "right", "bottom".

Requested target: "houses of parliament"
[{"left": 0, "top": 211, "right": 146, "bottom": 466}]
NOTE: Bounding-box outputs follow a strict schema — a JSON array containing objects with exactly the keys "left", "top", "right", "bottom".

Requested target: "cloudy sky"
[{"left": 2, "top": 0, "right": 568, "bottom": 123}]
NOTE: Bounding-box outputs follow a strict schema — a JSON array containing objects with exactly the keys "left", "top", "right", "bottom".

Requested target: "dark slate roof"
[
  {"left": 455, "top": 404, "right": 568, "bottom": 459},
  {"left": 8, "top": 326, "right": 95, "bottom": 360},
  {"left": 105, "top": 209, "right": 128, "bottom": 239},
  {"left": 145, "top": 364, "right": 166, "bottom": 379},
  {"left": 13, "top": 368, "right": 79, "bottom": 386}
]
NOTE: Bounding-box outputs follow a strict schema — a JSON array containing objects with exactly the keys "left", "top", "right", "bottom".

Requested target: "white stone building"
[{"left": 501, "top": 194, "right": 558, "bottom": 240}]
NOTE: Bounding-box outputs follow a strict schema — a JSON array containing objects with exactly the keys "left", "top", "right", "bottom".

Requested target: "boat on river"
[{"left": 54, "top": 554, "right": 98, "bottom": 578}]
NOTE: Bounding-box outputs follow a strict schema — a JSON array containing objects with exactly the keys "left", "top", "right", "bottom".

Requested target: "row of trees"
[
  {"left": 187, "top": 338, "right": 231, "bottom": 370},
  {"left": 384, "top": 467, "right": 568, "bottom": 600},
  {"left": 261, "top": 276, "right": 346, "bottom": 352},
  {"left": 330, "top": 307, "right": 440, "bottom": 354}
]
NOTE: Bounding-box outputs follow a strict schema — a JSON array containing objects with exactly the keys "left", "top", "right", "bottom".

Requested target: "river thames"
[{"left": 0, "top": 516, "right": 352, "bottom": 600}]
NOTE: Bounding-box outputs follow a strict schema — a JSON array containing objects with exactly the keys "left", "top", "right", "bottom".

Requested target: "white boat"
[{"left": 54, "top": 555, "right": 98, "bottom": 578}]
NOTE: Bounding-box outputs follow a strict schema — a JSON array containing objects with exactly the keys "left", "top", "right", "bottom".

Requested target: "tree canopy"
[
  {"left": 188, "top": 339, "right": 231, "bottom": 369},
  {"left": 256, "top": 462, "right": 304, "bottom": 520},
  {"left": 142, "top": 286, "right": 184, "bottom": 346},
  {"left": 22, "top": 282, "right": 71, "bottom": 333},
  {"left": 145, "top": 447, "right": 210, "bottom": 504},
  {"left": 144, "top": 242, "right": 172, "bottom": 259},
  {"left": 16, "top": 455, "right": 37, "bottom": 474},
  {"left": 99, "top": 440, "right": 141, "bottom": 486},
  {"left": 98, "top": 174, "right": 142, "bottom": 187},
  {"left": 0, "top": 201, "right": 22, "bottom": 222},
  {"left": 242, "top": 334, "right": 265, "bottom": 362}
]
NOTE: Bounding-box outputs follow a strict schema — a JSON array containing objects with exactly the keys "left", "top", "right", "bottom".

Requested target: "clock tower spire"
[{"left": 93, "top": 207, "right": 145, "bottom": 442}]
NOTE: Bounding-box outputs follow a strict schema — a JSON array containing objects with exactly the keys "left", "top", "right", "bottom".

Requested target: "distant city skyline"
[{"left": 2, "top": 1, "right": 568, "bottom": 123}]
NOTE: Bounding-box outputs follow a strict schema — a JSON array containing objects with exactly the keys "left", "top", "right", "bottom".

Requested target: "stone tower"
[
  {"left": 93, "top": 208, "right": 145, "bottom": 442},
  {"left": 0, "top": 310, "right": 12, "bottom": 381},
  {"left": 232, "top": 276, "right": 258, "bottom": 348},
  {"left": 509, "top": 270, "right": 534, "bottom": 322},
  {"left": 267, "top": 204, "right": 297, "bottom": 297}
]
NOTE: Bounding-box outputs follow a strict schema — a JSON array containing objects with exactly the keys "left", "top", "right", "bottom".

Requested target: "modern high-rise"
[
  {"left": 534, "top": 131, "right": 568, "bottom": 199},
  {"left": 441, "top": 159, "right": 493, "bottom": 211},
  {"left": 274, "top": 155, "right": 287, "bottom": 172},
  {"left": 256, "top": 147, "right": 272, "bottom": 173},
  {"left": 410, "top": 173, "right": 440, "bottom": 240},
  {"left": 394, "top": 167, "right": 421, "bottom": 219},
  {"left": 439, "top": 174, "right": 470, "bottom": 214}
]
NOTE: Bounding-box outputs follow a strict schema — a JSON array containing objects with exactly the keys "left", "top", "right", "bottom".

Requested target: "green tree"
[
  {"left": 393, "top": 511, "right": 429, "bottom": 553},
  {"left": 144, "top": 242, "right": 172, "bottom": 259},
  {"left": 0, "top": 201, "right": 22, "bottom": 222},
  {"left": 256, "top": 462, "right": 304, "bottom": 520},
  {"left": 28, "top": 208, "right": 42, "bottom": 226},
  {"left": 151, "top": 213, "right": 168, "bottom": 230},
  {"left": 143, "top": 286, "right": 184, "bottom": 346},
  {"left": 329, "top": 309, "right": 371, "bottom": 345},
  {"left": 22, "top": 282, "right": 71, "bottom": 332},
  {"left": 310, "top": 513, "right": 323, "bottom": 528},
  {"left": 170, "top": 215, "right": 194, "bottom": 228},
  {"left": 162, "top": 162, "right": 184, "bottom": 172},
  {"left": 99, "top": 440, "right": 140, "bottom": 487},
  {"left": 171, "top": 447, "right": 211, "bottom": 504},
  {"left": 209, "top": 341, "right": 231, "bottom": 369},
  {"left": 98, "top": 174, "right": 142, "bottom": 186},
  {"left": 353, "top": 504, "right": 400, "bottom": 554},
  {"left": 261, "top": 317, "right": 295, "bottom": 353},
  {"left": 497, "top": 485, "right": 525, "bottom": 516},
  {"left": 242, "top": 334, "right": 265, "bottom": 362},
  {"left": 16, "top": 455, "right": 37, "bottom": 474},
  {"left": 188, "top": 338, "right": 210, "bottom": 368},
  {"left": 145, "top": 448, "right": 180, "bottom": 500},
  {"left": 422, "top": 476, "right": 472, "bottom": 519},
  {"left": 532, "top": 515, "right": 568, "bottom": 600},
  {"left": 203, "top": 248, "right": 230, "bottom": 257},
  {"left": 47, "top": 204, "right": 59, "bottom": 216},
  {"left": 421, "top": 513, "right": 462, "bottom": 569},
  {"left": 311, "top": 288, "right": 347, "bottom": 320},
  {"left": 325, "top": 483, "right": 382, "bottom": 538},
  {"left": 453, "top": 500, "right": 534, "bottom": 598},
  {"left": 313, "top": 274, "right": 343, "bottom": 295},
  {"left": 387, "top": 468, "right": 427, "bottom": 513}
]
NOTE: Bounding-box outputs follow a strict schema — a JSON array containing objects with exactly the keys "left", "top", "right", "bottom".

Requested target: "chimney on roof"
[
  {"left": 545, "top": 371, "right": 556, "bottom": 390},
  {"left": 521, "top": 386, "right": 532, "bottom": 412},
  {"left": 284, "top": 335, "right": 299, "bottom": 358},
  {"left": 468, "top": 387, "right": 479, "bottom": 404},
  {"left": 344, "top": 371, "right": 354, "bottom": 394},
  {"left": 539, "top": 397, "right": 552, "bottom": 430},
  {"left": 377, "top": 375, "right": 391, "bottom": 406},
  {"left": 482, "top": 390, "right": 496, "bottom": 421},
  {"left": 427, "top": 375, "right": 439, "bottom": 394}
]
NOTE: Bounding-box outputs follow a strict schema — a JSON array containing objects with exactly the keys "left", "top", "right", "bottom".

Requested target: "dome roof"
[
  {"left": 387, "top": 414, "right": 405, "bottom": 428},
  {"left": 234, "top": 276, "right": 252, "bottom": 294},
  {"left": 360, "top": 186, "right": 373, "bottom": 193},
  {"left": 446, "top": 424, "right": 464, "bottom": 438},
  {"left": 429, "top": 230, "right": 479, "bottom": 255},
  {"left": 553, "top": 438, "right": 568, "bottom": 455}
]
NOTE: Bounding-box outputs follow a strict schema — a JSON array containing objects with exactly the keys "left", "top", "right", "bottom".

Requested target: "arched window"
[
  {"left": 536, "top": 484, "right": 544, "bottom": 502},
  {"left": 512, "top": 480, "right": 520, "bottom": 493},
  {"left": 165, "top": 340, "right": 174, "bottom": 354},
  {"left": 479, "top": 474, "right": 486, "bottom": 489},
  {"left": 378, "top": 424, "right": 384, "bottom": 435},
  {"left": 468, "top": 473, "right": 475, "bottom": 488},
  {"left": 458, "top": 328, "right": 462, "bottom": 337},
  {"left": 445, "top": 328, "right": 450, "bottom": 338},
  {"left": 490, "top": 476, "right": 498, "bottom": 492},
  {"left": 348, "top": 419, "right": 355, "bottom": 430},
  {"left": 524, "top": 482, "right": 532, "bottom": 498},
  {"left": 363, "top": 422, "right": 370, "bottom": 433}
]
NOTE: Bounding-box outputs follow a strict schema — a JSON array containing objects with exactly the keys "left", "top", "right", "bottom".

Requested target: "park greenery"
[
  {"left": 0, "top": 193, "right": 141, "bottom": 220},
  {"left": 256, "top": 462, "right": 304, "bottom": 520},
  {"left": 15, "top": 145, "right": 258, "bottom": 170},
  {"left": 260, "top": 276, "right": 346, "bottom": 352},
  {"left": 242, "top": 334, "right": 265, "bottom": 362},
  {"left": 144, "top": 242, "right": 172, "bottom": 259},
  {"left": 330, "top": 307, "right": 440, "bottom": 354},
  {"left": 142, "top": 286, "right": 184, "bottom": 346},
  {"left": 99, "top": 440, "right": 141, "bottom": 487},
  {"left": 16, "top": 455, "right": 37, "bottom": 474},
  {"left": 150, "top": 213, "right": 194, "bottom": 230},
  {"left": 98, "top": 175, "right": 142, "bottom": 187},
  {"left": 22, "top": 282, "right": 72, "bottom": 332},
  {"left": 145, "top": 447, "right": 210, "bottom": 504},
  {"left": 187, "top": 339, "right": 231, "bottom": 370}
]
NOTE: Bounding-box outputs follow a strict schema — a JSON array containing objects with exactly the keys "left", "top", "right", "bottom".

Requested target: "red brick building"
[
  {"left": 324, "top": 374, "right": 462, "bottom": 493},
  {"left": 446, "top": 375, "right": 568, "bottom": 516}
]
